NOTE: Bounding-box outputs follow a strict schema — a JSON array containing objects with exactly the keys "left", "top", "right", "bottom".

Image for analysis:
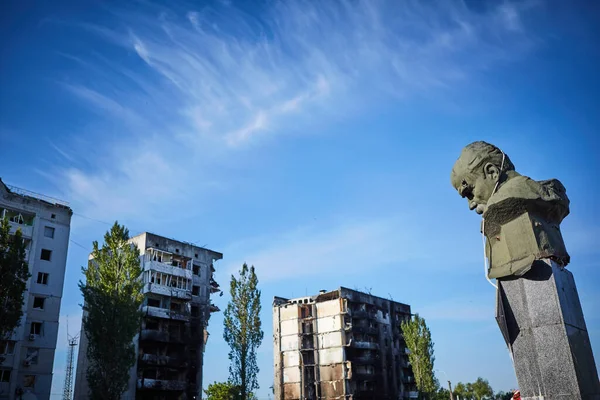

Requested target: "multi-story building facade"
[
  {"left": 273, "top": 287, "right": 418, "bottom": 400},
  {"left": 0, "top": 179, "right": 72, "bottom": 400},
  {"left": 73, "top": 232, "right": 222, "bottom": 400}
]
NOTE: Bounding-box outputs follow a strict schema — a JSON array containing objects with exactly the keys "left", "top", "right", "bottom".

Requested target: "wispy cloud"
[
  {"left": 52, "top": 0, "right": 538, "bottom": 220},
  {"left": 221, "top": 213, "right": 479, "bottom": 282}
]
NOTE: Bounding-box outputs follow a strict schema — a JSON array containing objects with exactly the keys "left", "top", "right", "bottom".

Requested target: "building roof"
[
  {"left": 131, "top": 231, "right": 223, "bottom": 259},
  {"left": 274, "top": 286, "right": 411, "bottom": 308},
  {"left": 0, "top": 177, "right": 72, "bottom": 211}
]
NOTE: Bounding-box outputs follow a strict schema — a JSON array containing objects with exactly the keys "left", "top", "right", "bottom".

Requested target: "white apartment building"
[
  {"left": 73, "top": 232, "right": 222, "bottom": 400},
  {"left": 0, "top": 179, "right": 72, "bottom": 400}
]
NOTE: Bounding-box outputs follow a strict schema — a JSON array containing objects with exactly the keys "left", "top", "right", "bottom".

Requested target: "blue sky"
[{"left": 1, "top": 0, "right": 599, "bottom": 398}]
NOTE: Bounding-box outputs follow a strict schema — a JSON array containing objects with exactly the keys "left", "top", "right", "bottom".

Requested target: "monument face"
[{"left": 451, "top": 141, "right": 600, "bottom": 400}]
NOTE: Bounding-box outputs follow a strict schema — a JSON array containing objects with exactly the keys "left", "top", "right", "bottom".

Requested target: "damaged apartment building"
[
  {"left": 273, "top": 287, "right": 418, "bottom": 400},
  {"left": 74, "top": 232, "right": 223, "bottom": 400}
]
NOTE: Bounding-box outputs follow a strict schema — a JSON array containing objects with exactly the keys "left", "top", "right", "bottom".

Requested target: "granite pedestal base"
[{"left": 496, "top": 259, "right": 600, "bottom": 400}]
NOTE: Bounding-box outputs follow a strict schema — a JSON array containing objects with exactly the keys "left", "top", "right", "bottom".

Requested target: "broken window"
[
  {"left": 37, "top": 272, "right": 49, "bottom": 285},
  {"left": 30, "top": 322, "right": 42, "bottom": 335},
  {"left": 193, "top": 264, "right": 200, "bottom": 276},
  {"left": 146, "top": 320, "right": 159, "bottom": 331},
  {"left": 143, "top": 369, "right": 157, "bottom": 379},
  {"left": 192, "top": 286, "right": 200, "bottom": 296},
  {"left": 191, "top": 305, "right": 200, "bottom": 317},
  {"left": 26, "top": 348, "right": 39, "bottom": 364},
  {"left": 147, "top": 298, "right": 161, "bottom": 308},
  {"left": 0, "top": 369, "right": 11, "bottom": 382},
  {"left": 40, "top": 249, "right": 52, "bottom": 261},
  {"left": 0, "top": 341, "right": 15, "bottom": 355},
  {"left": 33, "top": 297, "right": 45, "bottom": 310}
]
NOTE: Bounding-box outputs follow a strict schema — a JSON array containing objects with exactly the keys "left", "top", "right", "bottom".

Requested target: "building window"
[
  {"left": 40, "top": 249, "right": 52, "bottom": 261},
  {"left": 193, "top": 265, "right": 200, "bottom": 276},
  {"left": 0, "top": 341, "right": 16, "bottom": 355},
  {"left": 192, "top": 286, "right": 200, "bottom": 296},
  {"left": 23, "top": 375, "right": 36, "bottom": 388},
  {"left": 0, "top": 370, "right": 11, "bottom": 383},
  {"left": 25, "top": 348, "right": 39, "bottom": 364},
  {"left": 37, "top": 272, "right": 49, "bottom": 285},
  {"left": 30, "top": 322, "right": 42, "bottom": 335},
  {"left": 191, "top": 305, "right": 199, "bottom": 317},
  {"left": 44, "top": 226, "right": 55, "bottom": 238},
  {"left": 147, "top": 298, "right": 161, "bottom": 308},
  {"left": 146, "top": 320, "right": 159, "bottom": 331},
  {"left": 33, "top": 297, "right": 45, "bottom": 310},
  {"left": 194, "top": 253, "right": 198, "bottom": 258},
  {"left": 51, "top": 213, "right": 56, "bottom": 219}
]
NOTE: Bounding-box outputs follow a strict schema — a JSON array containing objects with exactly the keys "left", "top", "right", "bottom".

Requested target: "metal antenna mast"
[{"left": 62, "top": 316, "right": 79, "bottom": 400}]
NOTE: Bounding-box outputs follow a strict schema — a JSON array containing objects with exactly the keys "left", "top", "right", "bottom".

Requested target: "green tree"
[
  {"left": 204, "top": 381, "right": 241, "bottom": 400},
  {"left": 431, "top": 387, "right": 452, "bottom": 400},
  {"left": 472, "top": 378, "right": 493, "bottom": 400},
  {"left": 401, "top": 313, "right": 436, "bottom": 398},
  {"left": 0, "top": 219, "right": 29, "bottom": 349},
  {"left": 454, "top": 382, "right": 469, "bottom": 400},
  {"left": 223, "top": 263, "right": 264, "bottom": 400},
  {"left": 494, "top": 391, "right": 513, "bottom": 400},
  {"left": 79, "top": 222, "right": 143, "bottom": 400}
]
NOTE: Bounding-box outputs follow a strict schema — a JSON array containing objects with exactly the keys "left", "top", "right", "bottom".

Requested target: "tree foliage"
[
  {"left": 401, "top": 313, "right": 436, "bottom": 397},
  {"left": 472, "top": 377, "right": 493, "bottom": 400},
  {"left": 453, "top": 379, "right": 495, "bottom": 400},
  {"left": 79, "top": 222, "right": 143, "bottom": 400},
  {"left": 223, "top": 263, "right": 264, "bottom": 400},
  {"left": 454, "top": 382, "right": 470, "bottom": 400},
  {"left": 0, "top": 219, "right": 29, "bottom": 345},
  {"left": 493, "top": 391, "right": 514, "bottom": 400},
  {"left": 204, "top": 381, "right": 241, "bottom": 400},
  {"left": 431, "top": 387, "right": 452, "bottom": 400}
]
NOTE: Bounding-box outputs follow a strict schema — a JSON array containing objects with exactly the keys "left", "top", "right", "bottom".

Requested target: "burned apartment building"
[
  {"left": 73, "top": 232, "right": 222, "bottom": 400},
  {"left": 273, "top": 287, "right": 418, "bottom": 400}
]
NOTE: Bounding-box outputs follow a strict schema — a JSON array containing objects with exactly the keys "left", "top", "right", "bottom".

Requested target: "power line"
[
  {"left": 72, "top": 212, "right": 112, "bottom": 226},
  {"left": 69, "top": 239, "right": 90, "bottom": 252}
]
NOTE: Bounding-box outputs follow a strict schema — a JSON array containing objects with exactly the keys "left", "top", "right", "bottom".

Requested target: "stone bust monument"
[{"left": 451, "top": 141, "right": 570, "bottom": 278}]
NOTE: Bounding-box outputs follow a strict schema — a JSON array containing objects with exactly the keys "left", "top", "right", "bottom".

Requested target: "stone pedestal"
[{"left": 496, "top": 259, "right": 600, "bottom": 400}]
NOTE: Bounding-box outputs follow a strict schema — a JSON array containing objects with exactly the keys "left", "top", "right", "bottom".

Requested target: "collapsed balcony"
[{"left": 209, "top": 277, "right": 220, "bottom": 293}]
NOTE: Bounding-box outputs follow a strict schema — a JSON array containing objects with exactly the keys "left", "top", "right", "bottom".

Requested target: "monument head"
[
  {"left": 450, "top": 141, "right": 516, "bottom": 215},
  {"left": 451, "top": 141, "right": 570, "bottom": 278}
]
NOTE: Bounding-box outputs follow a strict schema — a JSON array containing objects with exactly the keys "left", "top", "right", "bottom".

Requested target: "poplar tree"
[
  {"left": 0, "top": 219, "right": 29, "bottom": 351},
  {"left": 79, "top": 222, "right": 143, "bottom": 400},
  {"left": 401, "top": 313, "right": 436, "bottom": 399},
  {"left": 223, "top": 263, "right": 263, "bottom": 400}
]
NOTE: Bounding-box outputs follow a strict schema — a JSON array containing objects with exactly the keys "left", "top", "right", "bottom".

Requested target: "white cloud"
[
  {"left": 53, "top": 0, "right": 539, "bottom": 221},
  {"left": 222, "top": 215, "right": 438, "bottom": 282}
]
